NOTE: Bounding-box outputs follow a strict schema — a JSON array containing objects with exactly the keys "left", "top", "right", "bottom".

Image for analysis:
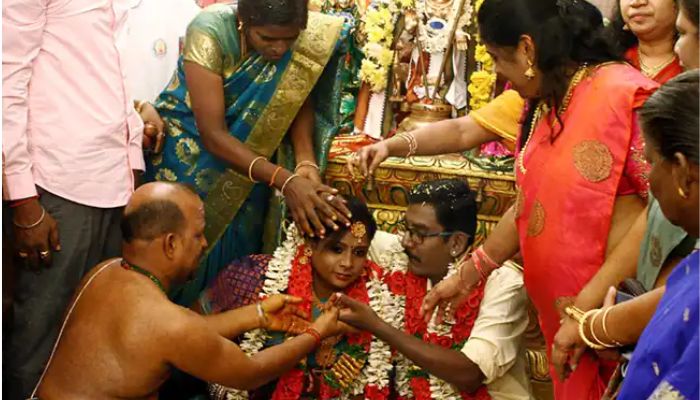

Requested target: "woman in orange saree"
[{"left": 420, "top": 0, "right": 659, "bottom": 399}]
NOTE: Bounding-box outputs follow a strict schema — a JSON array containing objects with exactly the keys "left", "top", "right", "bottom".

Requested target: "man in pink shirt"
[{"left": 2, "top": 1, "right": 160, "bottom": 398}]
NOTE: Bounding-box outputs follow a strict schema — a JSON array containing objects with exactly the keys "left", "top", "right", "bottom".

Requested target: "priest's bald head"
[{"left": 121, "top": 182, "right": 207, "bottom": 283}]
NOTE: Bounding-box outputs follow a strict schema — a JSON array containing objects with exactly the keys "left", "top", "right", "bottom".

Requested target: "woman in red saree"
[
  {"left": 612, "top": 0, "right": 683, "bottom": 83},
  {"left": 420, "top": 0, "right": 658, "bottom": 399}
]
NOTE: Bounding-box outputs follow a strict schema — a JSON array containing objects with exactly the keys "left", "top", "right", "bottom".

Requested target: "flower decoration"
[
  {"left": 360, "top": 0, "right": 413, "bottom": 92},
  {"left": 467, "top": 0, "right": 496, "bottom": 111}
]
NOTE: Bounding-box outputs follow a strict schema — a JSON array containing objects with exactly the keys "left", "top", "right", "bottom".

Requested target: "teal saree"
[{"left": 144, "top": 4, "right": 346, "bottom": 305}]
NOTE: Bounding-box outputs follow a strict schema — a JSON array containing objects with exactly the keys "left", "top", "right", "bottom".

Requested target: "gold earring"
[
  {"left": 678, "top": 187, "right": 689, "bottom": 199},
  {"left": 524, "top": 59, "right": 536, "bottom": 80}
]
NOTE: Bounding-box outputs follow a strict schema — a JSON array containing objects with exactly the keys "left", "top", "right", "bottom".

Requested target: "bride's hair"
[{"left": 311, "top": 196, "right": 377, "bottom": 247}]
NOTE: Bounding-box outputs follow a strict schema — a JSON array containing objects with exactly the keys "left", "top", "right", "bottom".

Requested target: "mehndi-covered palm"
[{"left": 261, "top": 294, "right": 311, "bottom": 334}]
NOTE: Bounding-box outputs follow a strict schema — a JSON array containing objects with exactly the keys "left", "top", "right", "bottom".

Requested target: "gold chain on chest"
[{"left": 517, "top": 64, "right": 591, "bottom": 175}]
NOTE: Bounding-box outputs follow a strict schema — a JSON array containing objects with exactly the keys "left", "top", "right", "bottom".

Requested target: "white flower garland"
[
  {"left": 212, "top": 224, "right": 393, "bottom": 400},
  {"left": 423, "top": 263, "right": 463, "bottom": 399},
  {"left": 388, "top": 253, "right": 465, "bottom": 399}
]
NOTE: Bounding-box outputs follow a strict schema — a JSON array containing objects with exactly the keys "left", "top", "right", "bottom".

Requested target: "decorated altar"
[{"left": 325, "top": 136, "right": 515, "bottom": 244}]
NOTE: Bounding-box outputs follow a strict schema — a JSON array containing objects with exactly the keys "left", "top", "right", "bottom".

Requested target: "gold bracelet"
[
  {"left": 564, "top": 305, "right": 586, "bottom": 324},
  {"left": 248, "top": 156, "right": 266, "bottom": 183},
  {"left": 135, "top": 100, "right": 148, "bottom": 114},
  {"left": 578, "top": 309, "right": 607, "bottom": 350},
  {"left": 294, "top": 161, "right": 319, "bottom": 173},
  {"left": 281, "top": 174, "right": 300, "bottom": 195},
  {"left": 256, "top": 302, "right": 268, "bottom": 327},
  {"left": 588, "top": 309, "right": 616, "bottom": 348},
  {"left": 394, "top": 134, "right": 412, "bottom": 157},
  {"left": 12, "top": 206, "right": 46, "bottom": 229},
  {"left": 405, "top": 132, "right": 417, "bottom": 156},
  {"left": 601, "top": 306, "right": 624, "bottom": 347},
  {"left": 395, "top": 132, "right": 417, "bottom": 157}
]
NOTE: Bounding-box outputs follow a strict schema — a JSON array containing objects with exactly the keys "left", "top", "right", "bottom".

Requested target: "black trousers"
[{"left": 4, "top": 189, "right": 123, "bottom": 400}]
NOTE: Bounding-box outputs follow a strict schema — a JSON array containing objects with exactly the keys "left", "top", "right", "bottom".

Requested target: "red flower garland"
[
  {"left": 271, "top": 245, "right": 387, "bottom": 400},
  {"left": 393, "top": 269, "right": 492, "bottom": 400}
]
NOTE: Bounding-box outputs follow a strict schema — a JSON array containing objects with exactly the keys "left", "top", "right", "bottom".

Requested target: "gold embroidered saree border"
[{"left": 203, "top": 12, "right": 345, "bottom": 248}]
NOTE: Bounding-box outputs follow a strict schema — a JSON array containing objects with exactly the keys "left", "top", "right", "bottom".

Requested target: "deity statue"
[{"left": 352, "top": 0, "right": 514, "bottom": 163}]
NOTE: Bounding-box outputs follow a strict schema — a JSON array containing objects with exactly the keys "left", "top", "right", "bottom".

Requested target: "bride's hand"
[{"left": 261, "top": 295, "right": 310, "bottom": 334}]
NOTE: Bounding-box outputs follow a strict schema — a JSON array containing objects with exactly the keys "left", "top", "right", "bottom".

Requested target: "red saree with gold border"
[{"left": 514, "top": 63, "right": 658, "bottom": 399}]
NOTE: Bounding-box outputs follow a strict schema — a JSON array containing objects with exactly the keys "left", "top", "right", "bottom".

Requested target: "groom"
[{"left": 338, "top": 179, "right": 533, "bottom": 399}]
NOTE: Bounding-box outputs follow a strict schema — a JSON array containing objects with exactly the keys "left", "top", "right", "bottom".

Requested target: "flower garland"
[
  {"left": 381, "top": 241, "right": 491, "bottom": 400},
  {"left": 360, "top": 0, "right": 413, "bottom": 92},
  {"left": 214, "top": 224, "right": 393, "bottom": 400},
  {"left": 467, "top": 0, "right": 495, "bottom": 111}
]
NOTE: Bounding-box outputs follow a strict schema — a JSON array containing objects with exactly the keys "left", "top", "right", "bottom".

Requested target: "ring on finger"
[
  {"left": 326, "top": 194, "right": 335, "bottom": 202},
  {"left": 18, "top": 251, "right": 29, "bottom": 258},
  {"left": 39, "top": 250, "right": 50, "bottom": 259}
]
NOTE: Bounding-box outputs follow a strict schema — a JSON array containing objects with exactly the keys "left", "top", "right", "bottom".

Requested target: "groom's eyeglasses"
[{"left": 400, "top": 226, "right": 455, "bottom": 245}]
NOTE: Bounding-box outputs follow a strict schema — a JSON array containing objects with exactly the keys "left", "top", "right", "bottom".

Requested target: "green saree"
[{"left": 144, "top": 4, "right": 347, "bottom": 305}]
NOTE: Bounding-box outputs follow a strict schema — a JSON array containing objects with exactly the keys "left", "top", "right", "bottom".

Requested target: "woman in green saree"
[{"left": 145, "top": 0, "right": 353, "bottom": 305}]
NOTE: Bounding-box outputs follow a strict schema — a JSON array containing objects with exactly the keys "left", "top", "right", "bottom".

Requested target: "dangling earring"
[
  {"left": 299, "top": 246, "right": 313, "bottom": 264},
  {"left": 524, "top": 59, "right": 536, "bottom": 80},
  {"left": 238, "top": 21, "right": 248, "bottom": 58},
  {"left": 678, "top": 187, "right": 689, "bottom": 199}
]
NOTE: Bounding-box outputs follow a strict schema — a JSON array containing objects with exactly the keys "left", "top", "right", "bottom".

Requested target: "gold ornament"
[
  {"left": 524, "top": 59, "right": 536, "bottom": 80},
  {"left": 331, "top": 354, "right": 367, "bottom": 388},
  {"left": 350, "top": 221, "right": 367, "bottom": 241}
]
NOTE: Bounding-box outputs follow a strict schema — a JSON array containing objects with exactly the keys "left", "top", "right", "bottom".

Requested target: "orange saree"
[{"left": 514, "top": 63, "right": 658, "bottom": 400}]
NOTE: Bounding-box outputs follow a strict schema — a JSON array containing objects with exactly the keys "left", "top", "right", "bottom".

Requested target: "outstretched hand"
[
  {"left": 421, "top": 260, "right": 479, "bottom": 324},
  {"left": 261, "top": 295, "right": 310, "bottom": 335},
  {"left": 333, "top": 293, "right": 379, "bottom": 332},
  {"left": 346, "top": 141, "right": 390, "bottom": 178}
]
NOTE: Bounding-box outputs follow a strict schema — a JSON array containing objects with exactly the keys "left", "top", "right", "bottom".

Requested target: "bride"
[{"left": 199, "top": 197, "right": 395, "bottom": 400}]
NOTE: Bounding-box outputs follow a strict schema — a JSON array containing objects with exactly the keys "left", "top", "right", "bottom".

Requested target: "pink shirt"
[{"left": 3, "top": 0, "right": 145, "bottom": 208}]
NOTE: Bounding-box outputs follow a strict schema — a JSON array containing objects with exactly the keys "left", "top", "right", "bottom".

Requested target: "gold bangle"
[
  {"left": 564, "top": 305, "right": 585, "bottom": 324},
  {"left": 578, "top": 309, "right": 607, "bottom": 350},
  {"left": 269, "top": 166, "right": 283, "bottom": 187},
  {"left": 256, "top": 302, "right": 268, "bottom": 327},
  {"left": 601, "top": 306, "right": 624, "bottom": 347},
  {"left": 281, "top": 174, "right": 300, "bottom": 195},
  {"left": 12, "top": 206, "right": 46, "bottom": 229},
  {"left": 589, "top": 309, "right": 616, "bottom": 348},
  {"left": 294, "top": 161, "right": 319, "bottom": 173},
  {"left": 135, "top": 100, "right": 148, "bottom": 114},
  {"left": 395, "top": 133, "right": 417, "bottom": 157},
  {"left": 248, "top": 156, "right": 266, "bottom": 183}
]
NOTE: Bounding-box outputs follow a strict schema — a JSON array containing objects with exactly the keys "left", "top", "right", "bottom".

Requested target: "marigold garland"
[
  {"left": 360, "top": 0, "right": 412, "bottom": 92},
  {"left": 467, "top": 0, "right": 496, "bottom": 111}
]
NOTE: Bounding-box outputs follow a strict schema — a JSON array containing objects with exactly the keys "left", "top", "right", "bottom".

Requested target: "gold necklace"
[
  {"left": 638, "top": 49, "right": 676, "bottom": 78},
  {"left": 517, "top": 64, "right": 590, "bottom": 175}
]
